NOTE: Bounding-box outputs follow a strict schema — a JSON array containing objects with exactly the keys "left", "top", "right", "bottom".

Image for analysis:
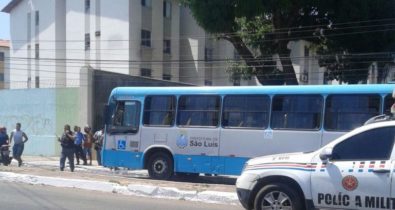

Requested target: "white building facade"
[{"left": 2, "top": 0, "right": 323, "bottom": 89}]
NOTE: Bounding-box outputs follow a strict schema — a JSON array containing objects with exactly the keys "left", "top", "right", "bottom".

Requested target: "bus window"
[
  {"left": 111, "top": 101, "right": 140, "bottom": 133},
  {"left": 177, "top": 95, "right": 220, "bottom": 127},
  {"left": 143, "top": 96, "right": 176, "bottom": 126},
  {"left": 324, "top": 94, "right": 380, "bottom": 131},
  {"left": 271, "top": 95, "right": 323, "bottom": 130},
  {"left": 384, "top": 94, "right": 395, "bottom": 115},
  {"left": 222, "top": 95, "right": 269, "bottom": 129}
]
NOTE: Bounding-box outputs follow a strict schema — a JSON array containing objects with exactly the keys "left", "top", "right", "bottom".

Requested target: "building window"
[
  {"left": 204, "top": 80, "right": 212, "bottom": 86},
  {"left": 0, "top": 52, "right": 4, "bottom": 61},
  {"left": 35, "top": 76, "right": 40, "bottom": 88},
  {"left": 85, "top": 0, "right": 90, "bottom": 12},
  {"left": 205, "top": 47, "right": 213, "bottom": 61},
  {"left": 0, "top": 73, "right": 4, "bottom": 81},
  {"left": 162, "top": 74, "right": 171, "bottom": 80},
  {"left": 163, "top": 39, "right": 171, "bottom": 54},
  {"left": 234, "top": 50, "right": 241, "bottom": 60},
  {"left": 141, "top": 68, "right": 152, "bottom": 77},
  {"left": 233, "top": 80, "right": 241, "bottom": 86},
  {"left": 27, "top": 12, "right": 31, "bottom": 40},
  {"left": 163, "top": 1, "right": 171, "bottom": 18},
  {"left": 141, "top": 30, "right": 151, "bottom": 47},
  {"left": 35, "top": 11, "right": 39, "bottom": 26},
  {"left": 35, "top": 44, "right": 39, "bottom": 59},
  {"left": 141, "top": 0, "right": 151, "bottom": 7},
  {"left": 304, "top": 46, "right": 309, "bottom": 57},
  {"left": 85, "top": 33, "right": 90, "bottom": 50}
]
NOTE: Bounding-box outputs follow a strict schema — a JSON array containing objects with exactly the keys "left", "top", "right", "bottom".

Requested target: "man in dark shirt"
[
  {"left": 0, "top": 126, "right": 10, "bottom": 165},
  {"left": 58, "top": 124, "right": 75, "bottom": 172},
  {"left": 0, "top": 126, "right": 8, "bottom": 147}
]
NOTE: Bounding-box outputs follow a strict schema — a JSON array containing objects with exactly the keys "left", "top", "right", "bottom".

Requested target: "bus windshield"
[{"left": 111, "top": 101, "right": 140, "bottom": 133}]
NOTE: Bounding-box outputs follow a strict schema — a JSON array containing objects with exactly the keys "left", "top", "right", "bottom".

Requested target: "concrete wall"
[{"left": 0, "top": 88, "right": 80, "bottom": 156}]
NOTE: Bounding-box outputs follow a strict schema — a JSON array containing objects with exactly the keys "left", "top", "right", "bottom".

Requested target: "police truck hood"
[{"left": 246, "top": 151, "right": 316, "bottom": 167}]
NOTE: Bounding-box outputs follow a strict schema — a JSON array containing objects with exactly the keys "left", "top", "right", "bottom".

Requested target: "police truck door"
[{"left": 311, "top": 126, "right": 395, "bottom": 209}]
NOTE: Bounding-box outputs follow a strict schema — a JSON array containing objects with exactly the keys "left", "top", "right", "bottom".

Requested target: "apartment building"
[
  {"left": 2, "top": 0, "right": 181, "bottom": 89},
  {"left": 0, "top": 40, "right": 9, "bottom": 89},
  {"left": 2, "top": 0, "right": 321, "bottom": 88}
]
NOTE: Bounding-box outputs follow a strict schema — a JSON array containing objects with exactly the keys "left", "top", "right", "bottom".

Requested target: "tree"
[
  {"left": 181, "top": 0, "right": 395, "bottom": 85},
  {"left": 316, "top": 0, "right": 395, "bottom": 84}
]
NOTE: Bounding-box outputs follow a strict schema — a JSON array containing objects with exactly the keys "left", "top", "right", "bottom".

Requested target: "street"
[{"left": 0, "top": 181, "right": 243, "bottom": 210}]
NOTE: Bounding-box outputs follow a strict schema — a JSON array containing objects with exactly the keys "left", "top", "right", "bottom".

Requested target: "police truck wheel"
[
  {"left": 254, "top": 183, "right": 304, "bottom": 210},
  {"left": 147, "top": 152, "right": 173, "bottom": 180}
]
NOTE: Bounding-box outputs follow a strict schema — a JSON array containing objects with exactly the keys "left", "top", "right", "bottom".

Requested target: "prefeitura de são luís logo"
[
  {"left": 342, "top": 175, "right": 359, "bottom": 191},
  {"left": 176, "top": 131, "right": 188, "bottom": 149}
]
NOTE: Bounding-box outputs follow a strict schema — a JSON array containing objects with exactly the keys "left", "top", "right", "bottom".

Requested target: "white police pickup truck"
[{"left": 236, "top": 115, "right": 395, "bottom": 210}]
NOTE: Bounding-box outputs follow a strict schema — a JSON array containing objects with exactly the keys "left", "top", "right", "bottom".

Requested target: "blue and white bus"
[{"left": 102, "top": 84, "right": 395, "bottom": 179}]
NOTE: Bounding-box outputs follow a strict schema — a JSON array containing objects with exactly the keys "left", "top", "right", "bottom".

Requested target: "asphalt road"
[{"left": 0, "top": 181, "right": 243, "bottom": 210}]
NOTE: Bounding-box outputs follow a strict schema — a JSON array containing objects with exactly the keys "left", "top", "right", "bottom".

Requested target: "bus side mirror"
[
  {"left": 104, "top": 105, "right": 110, "bottom": 126},
  {"left": 319, "top": 147, "right": 333, "bottom": 162}
]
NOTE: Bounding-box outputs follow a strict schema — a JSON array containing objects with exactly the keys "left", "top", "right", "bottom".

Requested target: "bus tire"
[
  {"left": 254, "top": 183, "right": 304, "bottom": 210},
  {"left": 147, "top": 152, "right": 173, "bottom": 180}
]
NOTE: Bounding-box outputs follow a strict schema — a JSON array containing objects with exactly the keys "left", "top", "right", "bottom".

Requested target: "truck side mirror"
[{"left": 319, "top": 147, "right": 333, "bottom": 162}]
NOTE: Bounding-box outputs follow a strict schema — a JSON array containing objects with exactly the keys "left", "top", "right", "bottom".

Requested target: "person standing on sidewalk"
[
  {"left": 83, "top": 125, "right": 93, "bottom": 165},
  {"left": 58, "top": 124, "right": 75, "bottom": 172},
  {"left": 93, "top": 128, "right": 104, "bottom": 166},
  {"left": 0, "top": 126, "right": 10, "bottom": 164},
  {"left": 10, "top": 123, "right": 28, "bottom": 167},
  {"left": 73, "top": 126, "right": 87, "bottom": 165}
]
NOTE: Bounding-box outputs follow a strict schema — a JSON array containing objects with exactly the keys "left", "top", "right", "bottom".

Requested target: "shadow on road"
[{"left": 142, "top": 173, "right": 238, "bottom": 185}]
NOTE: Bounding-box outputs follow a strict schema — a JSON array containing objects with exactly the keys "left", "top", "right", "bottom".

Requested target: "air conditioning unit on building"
[
  {"left": 388, "top": 71, "right": 395, "bottom": 83},
  {"left": 300, "top": 71, "right": 309, "bottom": 83}
]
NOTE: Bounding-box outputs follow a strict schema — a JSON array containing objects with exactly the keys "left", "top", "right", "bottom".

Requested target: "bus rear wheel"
[{"left": 147, "top": 152, "right": 173, "bottom": 180}]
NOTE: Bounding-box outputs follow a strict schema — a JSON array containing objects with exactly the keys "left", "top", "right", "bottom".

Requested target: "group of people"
[
  {"left": 58, "top": 124, "right": 104, "bottom": 172},
  {"left": 0, "top": 123, "right": 29, "bottom": 167}
]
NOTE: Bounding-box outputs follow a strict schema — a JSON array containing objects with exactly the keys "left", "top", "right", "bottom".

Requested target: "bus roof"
[{"left": 109, "top": 84, "right": 395, "bottom": 100}]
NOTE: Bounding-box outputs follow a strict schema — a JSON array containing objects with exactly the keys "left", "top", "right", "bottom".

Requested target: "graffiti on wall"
[{"left": 0, "top": 114, "right": 54, "bottom": 135}]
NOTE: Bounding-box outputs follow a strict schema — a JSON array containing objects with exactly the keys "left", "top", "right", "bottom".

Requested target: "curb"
[{"left": 0, "top": 172, "right": 239, "bottom": 205}]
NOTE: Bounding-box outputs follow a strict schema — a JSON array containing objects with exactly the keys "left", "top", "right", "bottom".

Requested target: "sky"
[{"left": 0, "top": 0, "right": 11, "bottom": 40}]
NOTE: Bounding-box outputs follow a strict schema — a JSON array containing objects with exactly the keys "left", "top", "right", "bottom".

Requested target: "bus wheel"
[
  {"left": 147, "top": 152, "right": 173, "bottom": 180},
  {"left": 254, "top": 183, "right": 304, "bottom": 210}
]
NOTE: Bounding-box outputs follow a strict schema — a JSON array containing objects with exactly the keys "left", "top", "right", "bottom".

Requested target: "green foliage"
[
  {"left": 180, "top": 0, "right": 237, "bottom": 33},
  {"left": 235, "top": 16, "right": 272, "bottom": 53},
  {"left": 182, "top": 0, "right": 395, "bottom": 85},
  {"left": 315, "top": 0, "right": 395, "bottom": 83},
  {"left": 226, "top": 60, "right": 253, "bottom": 82}
]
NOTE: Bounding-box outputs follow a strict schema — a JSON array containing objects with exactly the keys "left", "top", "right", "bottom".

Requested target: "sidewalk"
[{"left": 0, "top": 156, "right": 240, "bottom": 205}]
